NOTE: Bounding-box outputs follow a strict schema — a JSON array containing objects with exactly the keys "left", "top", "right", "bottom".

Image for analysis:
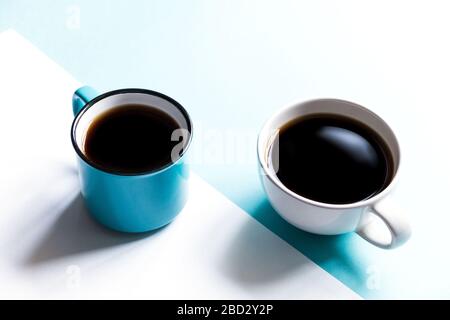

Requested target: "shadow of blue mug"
[{"left": 71, "top": 86, "right": 193, "bottom": 233}]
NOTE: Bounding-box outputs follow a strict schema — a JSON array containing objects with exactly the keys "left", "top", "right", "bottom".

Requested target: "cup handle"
[
  {"left": 72, "top": 86, "right": 99, "bottom": 116},
  {"left": 357, "top": 197, "right": 411, "bottom": 249}
]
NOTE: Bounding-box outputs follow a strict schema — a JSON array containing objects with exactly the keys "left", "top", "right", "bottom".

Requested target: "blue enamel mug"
[{"left": 71, "top": 86, "right": 193, "bottom": 233}]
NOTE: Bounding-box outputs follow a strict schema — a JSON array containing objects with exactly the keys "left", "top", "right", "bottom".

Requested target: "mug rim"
[
  {"left": 71, "top": 88, "right": 193, "bottom": 177},
  {"left": 257, "top": 97, "right": 401, "bottom": 210}
]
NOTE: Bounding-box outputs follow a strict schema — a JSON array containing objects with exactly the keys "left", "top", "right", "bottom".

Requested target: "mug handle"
[
  {"left": 72, "top": 86, "right": 99, "bottom": 116},
  {"left": 357, "top": 197, "right": 411, "bottom": 249}
]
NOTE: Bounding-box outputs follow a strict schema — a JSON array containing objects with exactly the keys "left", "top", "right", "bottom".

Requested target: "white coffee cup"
[{"left": 257, "top": 98, "right": 411, "bottom": 249}]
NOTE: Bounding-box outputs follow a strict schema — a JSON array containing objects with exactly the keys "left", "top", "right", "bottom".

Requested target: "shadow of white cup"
[{"left": 257, "top": 98, "right": 411, "bottom": 249}]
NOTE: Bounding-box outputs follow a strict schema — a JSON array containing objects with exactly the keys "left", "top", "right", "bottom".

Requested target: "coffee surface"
[
  {"left": 84, "top": 104, "right": 180, "bottom": 174},
  {"left": 271, "top": 114, "right": 393, "bottom": 204}
]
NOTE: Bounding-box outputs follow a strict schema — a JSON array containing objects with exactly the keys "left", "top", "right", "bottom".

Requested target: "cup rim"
[
  {"left": 257, "top": 97, "right": 401, "bottom": 210},
  {"left": 71, "top": 88, "right": 193, "bottom": 177}
]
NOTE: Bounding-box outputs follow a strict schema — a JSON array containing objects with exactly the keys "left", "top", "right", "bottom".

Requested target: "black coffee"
[
  {"left": 84, "top": 104, "right": 180, "bottom": 174},
  {"left": 271, "top": 114, "right": 394, "bottom": 204}
]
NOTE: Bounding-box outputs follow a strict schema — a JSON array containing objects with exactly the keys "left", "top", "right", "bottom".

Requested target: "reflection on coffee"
[{"left": 270, "top": 114, "right": 394, "bottom": 204}]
